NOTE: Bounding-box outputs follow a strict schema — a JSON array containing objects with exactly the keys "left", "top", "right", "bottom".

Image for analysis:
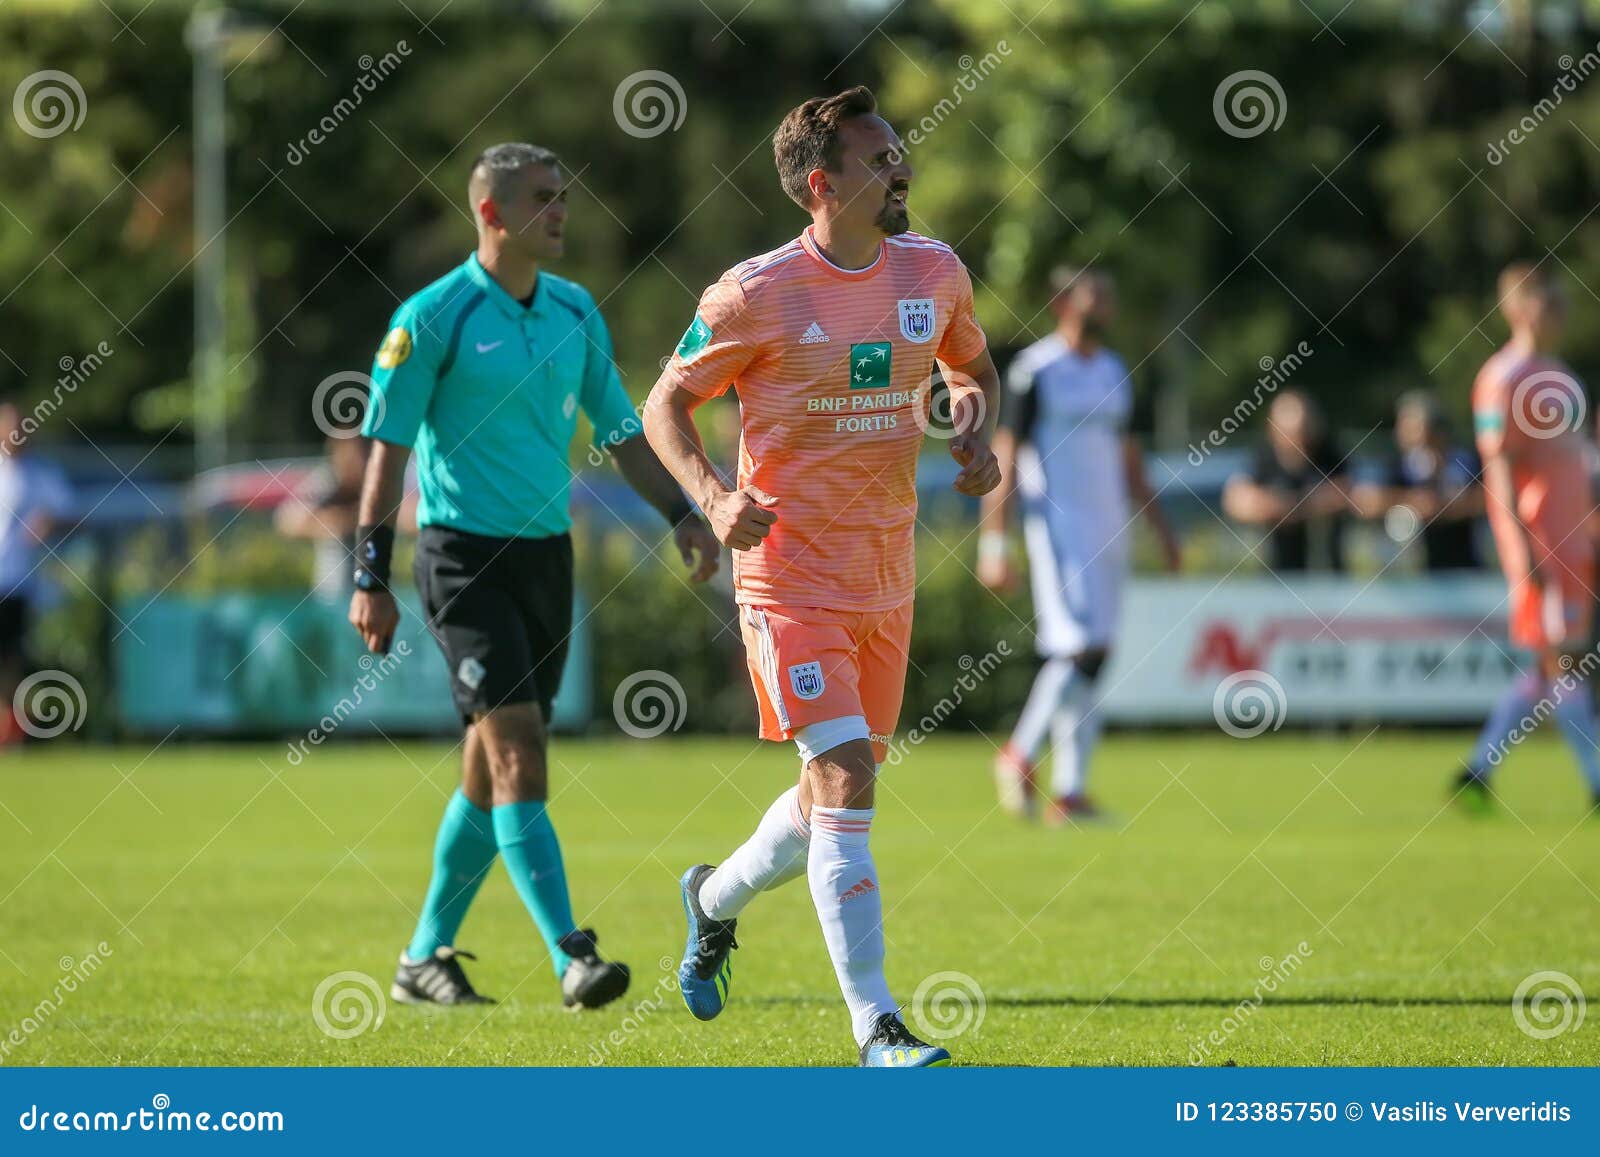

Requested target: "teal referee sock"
[
  {"left": 406, "top": 790, "right": 498, "bottom": 962},
  {"left": 492, "top": 800, "right": 578, "bottom": 978}
]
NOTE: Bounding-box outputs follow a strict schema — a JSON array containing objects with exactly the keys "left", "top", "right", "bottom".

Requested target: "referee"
[{"left": 349, "top": 143, "right": 719, "bottom": 1010}]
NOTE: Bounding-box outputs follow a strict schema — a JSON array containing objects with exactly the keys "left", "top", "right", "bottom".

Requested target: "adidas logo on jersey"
[{"left": 798, "top": 321, "right": 829, "bottom": 345}]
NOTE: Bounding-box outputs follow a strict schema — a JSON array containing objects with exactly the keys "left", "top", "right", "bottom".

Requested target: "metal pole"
[{"left": 188, "top": 9, "right": 228, "bottom": 475}]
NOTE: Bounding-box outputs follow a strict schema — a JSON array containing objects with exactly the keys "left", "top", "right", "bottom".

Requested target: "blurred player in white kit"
[{"left": 978, "top": 266, "right": 1179, "bottom": 822}]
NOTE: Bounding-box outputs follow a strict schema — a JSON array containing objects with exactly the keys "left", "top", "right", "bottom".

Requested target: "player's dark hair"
[
  {"left": 772, "top": 86, "right": 879, "bottom": 208},
  {"left": 468, "top": 142, "right": 561, "bottom": 207}
]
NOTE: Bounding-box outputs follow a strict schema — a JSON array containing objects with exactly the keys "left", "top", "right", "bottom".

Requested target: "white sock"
[
  {"left": 1009, "top": 657, "right": 1078, "bottom": 762},
  {"left": 808, "top": 805, "right": 897, "bottom": 1046},
  {"left": 1048, "top": 685, "right": 1100, "bottom": 798},
  {"left": 700, "top": 787, "right": 810, "bottom": 920},
  {"left": 1468, "top": 671, "right": 1543, "bottom": 776}
]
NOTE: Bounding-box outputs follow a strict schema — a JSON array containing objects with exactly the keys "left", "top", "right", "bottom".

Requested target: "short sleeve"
[
  {"left": 656, "top": 277, "right": 761, "bottom": 400},
  {"left": 1472, "top": 367, "right": 1520, "bottom": 459},
  {"left": 363, "top": 298, "right": 443, "bottom": 448},
  {"left": 936, "top": 260, "right": 988, "bottom": 366},
  {"left": 997, "top": 355, "right": 1040, "bottom": 444},
  {"left": 578, "top": 301, "right": 642, "bottom": 449}
]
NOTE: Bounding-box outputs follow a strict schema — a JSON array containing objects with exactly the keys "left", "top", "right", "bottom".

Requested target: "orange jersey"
[
  {"left": 654, "top": 226, "right": 988, "bottom": 610},
  {"left": 1471, "top": 345, "right": 1595, "bottom": 578}
]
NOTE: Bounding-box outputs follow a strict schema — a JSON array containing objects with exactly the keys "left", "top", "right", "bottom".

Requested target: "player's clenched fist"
[
  {"left": 950, "top": 432, "right": 1001, "bottom": 497},
  {"left": 349, "top": 588, "right": 400, "bottom": 655},
  {"left": 706, "top": 485, "right": 779, "bottom": 550}
]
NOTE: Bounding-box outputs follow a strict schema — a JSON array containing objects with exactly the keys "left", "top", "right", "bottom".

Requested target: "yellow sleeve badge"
[{"left": 376, "top": 326, "right": 413, "bottom": 370}]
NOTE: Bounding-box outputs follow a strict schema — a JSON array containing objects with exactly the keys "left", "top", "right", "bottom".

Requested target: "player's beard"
[{"left": 874, "top": 201, "right": 911, "bottom": 235}]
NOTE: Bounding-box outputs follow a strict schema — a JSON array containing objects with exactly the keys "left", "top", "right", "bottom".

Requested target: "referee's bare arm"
[{"left": 348, "top": 439, "right": 409, "bottom": 653}]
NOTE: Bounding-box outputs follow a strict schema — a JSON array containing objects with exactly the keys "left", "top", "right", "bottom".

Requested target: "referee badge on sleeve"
[
  {"left": 788, "top": 661, "right": 825, "bottom": 701},
  {"left": 377, "top": 326, "right": 413, "bottom": 369}
]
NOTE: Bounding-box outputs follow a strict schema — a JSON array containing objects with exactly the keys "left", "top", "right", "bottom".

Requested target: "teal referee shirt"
[{"left": 363, "top": 254, "right": 639, "bottom": 538}]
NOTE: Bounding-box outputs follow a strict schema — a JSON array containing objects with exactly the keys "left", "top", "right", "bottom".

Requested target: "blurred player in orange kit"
[
  {"left": 1458, "top": 262, "right": 1600, "bottom": 814},
  {"left": 643, "top": 86, "right": 1000, "bottom": 1066}
]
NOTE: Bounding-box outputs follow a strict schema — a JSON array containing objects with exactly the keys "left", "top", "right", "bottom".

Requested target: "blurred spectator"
[
  {"left": 1222, "top": 389, "right": 1352, "bottom": 571},
  {"left": 1353, "top": 390, "right": 1483, "bottom": 570},
  {"left": 275, "top": 433, "right": 398, "bottom": 602},
  {"left": 0, "top": 402, "right": 74, "bottom": 746}
]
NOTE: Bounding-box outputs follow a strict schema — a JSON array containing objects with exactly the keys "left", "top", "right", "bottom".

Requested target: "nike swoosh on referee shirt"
[{"left": 476, "top": 340, "right": 504, "bottom": 354}]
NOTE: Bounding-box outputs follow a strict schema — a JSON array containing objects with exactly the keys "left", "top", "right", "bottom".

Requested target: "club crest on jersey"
[
  {"left": 788, "top": 661, "right": 825, "bottom": 701},
  {"left": 897, "top": 298, "right": 936, "bottom": 344},
  {"left": 457, "top": 657, "right": 486, "bottom": 691}
]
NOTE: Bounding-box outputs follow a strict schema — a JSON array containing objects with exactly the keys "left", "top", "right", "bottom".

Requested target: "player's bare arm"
[
  {"left": 1480, "top": 448, "right": 1538, "bottom": 582},
  {"left": 940, "top": 348, "right": 1001, "bottom": 497},
  {"left": 347, "top": 437, "right": 408, "bottom": 653},
  {"left": 643, "top": 383, "right": 778, "bottom": 551},
  {"left": 1122, "top": 435, "right": 1181, "bottom": 572},
  {"left": 976, "top": 424, "right": 1018, "bottom": 591},
  {"left": 608, "top": 433, "right": 720, "bottom": 582}
]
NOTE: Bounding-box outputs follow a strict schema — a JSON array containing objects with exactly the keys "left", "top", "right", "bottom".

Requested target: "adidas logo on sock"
[
  {"left": 798, "top": 321, "right": 829, "bottom": 344},
  {"left": 838, "top": 877, "right": 877, "bottom": 904}
]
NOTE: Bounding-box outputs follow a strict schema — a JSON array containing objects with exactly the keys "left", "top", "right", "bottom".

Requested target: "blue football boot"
[
  {"left": 677, "top": 864, "right": 737, "bottom": 1021},
  {"left": 858, "top": 1013, "right": 951, "bottom": 1067}
]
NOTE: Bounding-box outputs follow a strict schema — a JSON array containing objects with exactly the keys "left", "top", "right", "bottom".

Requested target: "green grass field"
[{"left": 1, "top": 732, "right": 1597, "bottom": 1067}]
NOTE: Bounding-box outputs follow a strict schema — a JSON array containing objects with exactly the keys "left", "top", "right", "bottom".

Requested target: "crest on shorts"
[
  {"left": 788, "top": 661, "right": 825, "bottom": 701},
  {"left": 457, "top": 657, "right": 486, "bottom": 691},
  {"left": 897, "top": 298, "right": 936, "bottom": 344}
]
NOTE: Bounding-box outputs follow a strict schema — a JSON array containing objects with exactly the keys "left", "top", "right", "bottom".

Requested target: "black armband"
[{"left": 353, "top": 523, "right": 395, "bottom": 591}]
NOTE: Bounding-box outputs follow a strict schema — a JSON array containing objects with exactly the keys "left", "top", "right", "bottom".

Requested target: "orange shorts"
[
  {"left": 738, "top": 601, "right": 912, "bottom": 765},
  {"left": 1507, "top": 552, "right": 1596, "bottom": 651}
]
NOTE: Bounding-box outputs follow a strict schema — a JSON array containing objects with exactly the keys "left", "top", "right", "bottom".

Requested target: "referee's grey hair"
[{"left": 468, "top": 142, "right": 561, "bottom": 206}]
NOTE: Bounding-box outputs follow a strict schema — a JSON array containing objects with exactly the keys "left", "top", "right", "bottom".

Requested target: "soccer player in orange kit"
[
  {"left": 1458, "top": 262, "right": 1600, "bottom": 814},
  {"left": 642, "top": 86, "right": 1001, "bottom": 1066}
]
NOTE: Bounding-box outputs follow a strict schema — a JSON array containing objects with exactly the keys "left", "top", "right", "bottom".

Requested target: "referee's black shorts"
[{"left": 414, "top": 526, "right": 573, "bottom": 724}]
